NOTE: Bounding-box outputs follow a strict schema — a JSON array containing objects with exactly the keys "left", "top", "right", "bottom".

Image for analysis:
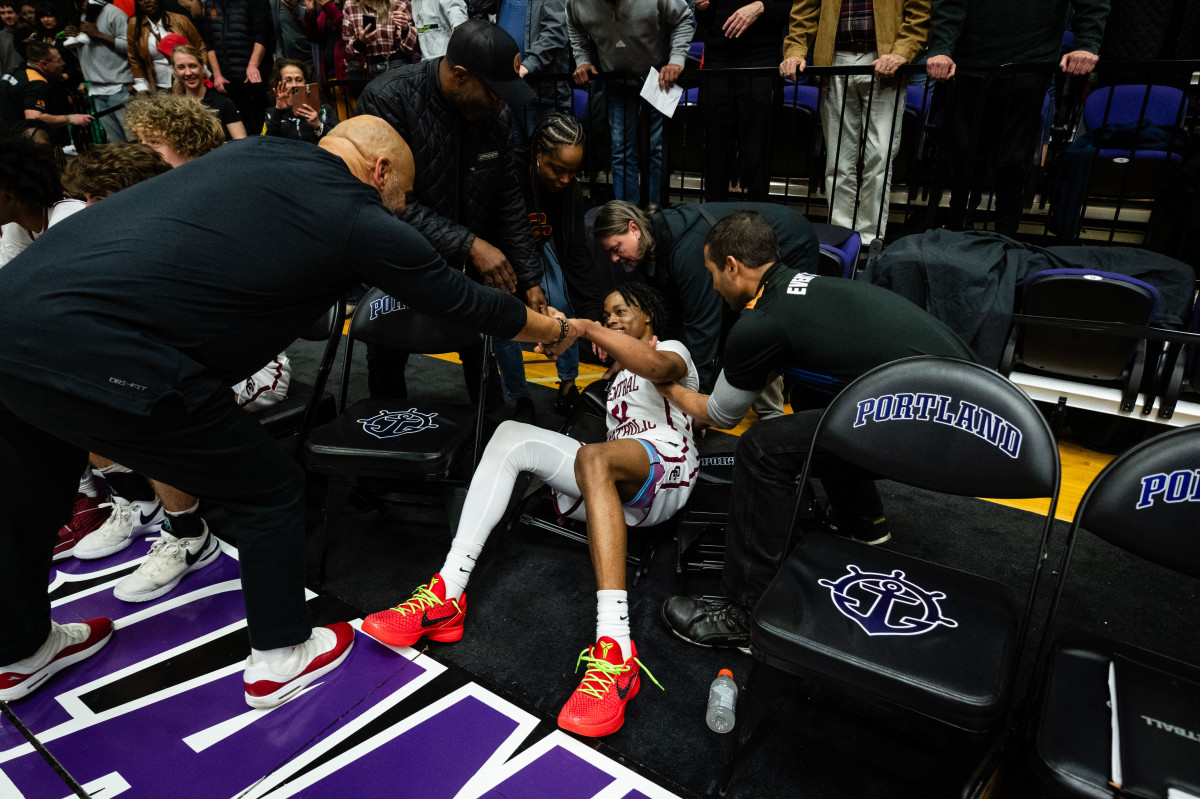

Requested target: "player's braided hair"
[
  {"left": 527, "top": 112, "right": 585, "bottom": 245},
  {"left": 611, "top": 281, "right": 679, "bottom": 342}
]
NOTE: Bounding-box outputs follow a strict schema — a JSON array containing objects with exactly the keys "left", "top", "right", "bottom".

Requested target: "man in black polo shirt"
[
  {"left": 0, "top": 115, "right": 580, "bottom": 706},
  {"left": 0, "top": 41, "right": 93, "bottom": 128},
  {"left": 656, "top": 211, "right": 975, "bottom": 650}
]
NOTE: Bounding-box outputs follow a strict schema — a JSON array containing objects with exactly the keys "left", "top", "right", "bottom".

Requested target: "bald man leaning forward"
[{"left": 0, "top": 117, "right": 583, "bottom": 707}]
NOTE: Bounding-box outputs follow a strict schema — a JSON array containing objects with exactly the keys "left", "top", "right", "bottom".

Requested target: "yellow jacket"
[{"left": 783, "top": 0, "right": 930, "bottom": 67}]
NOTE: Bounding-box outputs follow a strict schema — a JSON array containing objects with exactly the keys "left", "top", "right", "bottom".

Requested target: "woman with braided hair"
[
  {"left": 511, "top": 111, "right": 605, "bottom": 414},
  {"left": 363, "top": 282, "right": 698, "bottom": 739}
]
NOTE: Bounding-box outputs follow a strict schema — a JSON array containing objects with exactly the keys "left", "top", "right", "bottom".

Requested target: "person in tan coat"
[
  {"left": 126, "top": 0, "right": 205, "bottom": 93},
  {"left": 779, "top": 0, "right": 929, "bottom": 245}
]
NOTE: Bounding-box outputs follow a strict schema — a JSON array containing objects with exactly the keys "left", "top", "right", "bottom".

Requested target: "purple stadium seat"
[
  {"left": 572, "top": 88, "right": 588, "bottom": 119},
  {"left": 781, "top": 83, "right": 819, "bottom": 114}
]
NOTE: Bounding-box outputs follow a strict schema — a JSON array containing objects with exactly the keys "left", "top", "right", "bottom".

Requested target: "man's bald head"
[{"left": 321, "top": 115, "right": 415, "bottom": 212}]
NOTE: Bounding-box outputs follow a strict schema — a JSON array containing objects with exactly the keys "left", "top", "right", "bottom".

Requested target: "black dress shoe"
[
  {"left": 512, "top": 396, "right": 537, "bottom": 425},
  {"left": 661, "top": 595, "right": 751, "bottom": 653}
]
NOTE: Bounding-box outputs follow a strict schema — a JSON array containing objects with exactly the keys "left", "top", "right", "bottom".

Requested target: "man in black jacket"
[
  {"left": 356, "top": 20, "right": 544, "bottom": 416},
  {"left": 0, "top": 117, "right": 581, "bottom": 707},
  {"left": 203, "top": 0, "right": 274, "bottom": 137}
]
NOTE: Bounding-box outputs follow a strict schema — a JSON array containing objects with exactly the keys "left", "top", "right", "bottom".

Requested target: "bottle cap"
[{"left": 718, "top": 669, "right": 733, "bottom": 678}]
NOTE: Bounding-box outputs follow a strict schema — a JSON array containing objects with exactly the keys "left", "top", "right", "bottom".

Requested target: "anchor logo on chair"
[
  {"left": 818, "top": 565, "right": 958, "bottom": 637},
  {"left": 358, "top": 408, "right": 440, "bottom": 440}
]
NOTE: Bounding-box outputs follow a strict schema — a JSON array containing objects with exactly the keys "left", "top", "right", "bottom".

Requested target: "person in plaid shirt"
[
  {"left": 779, "top": 0, "right": 930, "bottom": 247},
  {"left": 342, "top": 0, "right": 418, "bottom": 76}
]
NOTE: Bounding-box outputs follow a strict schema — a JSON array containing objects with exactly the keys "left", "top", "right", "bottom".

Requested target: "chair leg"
[
  {"left": 718, "top": 659, "right": 790, "bottom": 797},
  {"left": 317, "top": 478, "right": 353, "bottom": 587}
]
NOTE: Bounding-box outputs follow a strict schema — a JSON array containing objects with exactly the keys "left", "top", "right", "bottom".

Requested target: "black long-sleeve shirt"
[
  {"left": 0, "top": 137, "right": 526, "bottom": 415},
  {"left": 927, "top": 0, "right": 1109, "bottom": 77},
  {"left": 695, "top": 0, "right": 789, "bottom": 66}
]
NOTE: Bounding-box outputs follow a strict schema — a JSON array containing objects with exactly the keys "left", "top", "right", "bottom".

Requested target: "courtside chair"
[
  {"left": 1025, "top": 425, "right": 1200, "bottom": 798},
  {"left": 304, "top": 287, "right": 491, "bottom": 584},
  {"left": 999, "top": 269, "right": 1162, "bottom": 414},
  {"left": 1154, "top": 295, "right": 1200, "bottom": 421},
  {"left": 722, "top": 356, "right": 1061, "bottom": 797},
  {"left": 257, "top": 299, "right": 344, "bottom": 458}
]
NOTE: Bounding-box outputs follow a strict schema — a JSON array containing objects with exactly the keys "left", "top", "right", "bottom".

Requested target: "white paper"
[
  {"left": 639, "top": 68, "right": 684, "bottom": 119},
  {"left": 1109, "top": 660, "right": 1123, "bottom": 789}
]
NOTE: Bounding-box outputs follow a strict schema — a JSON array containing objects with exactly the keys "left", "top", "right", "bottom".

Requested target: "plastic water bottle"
[{"left": 706, "top": 669, "right": 738, "bottom": 733}]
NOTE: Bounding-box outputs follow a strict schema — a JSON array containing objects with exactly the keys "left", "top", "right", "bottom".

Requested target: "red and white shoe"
[
  {"left": 361, "top": 574, "right": 466, "bottom": 648},
  {"left": 557, "top": 637, "right": 662, "bottom": 737},
  {"left": 53, "top": 492, "right": 111, "bottom": 562},
  {"left": 0, "top": 618, "right": 114, "bottom": 702},
  {"left": 243, "top": 622, "right": 355, "bottom": 709}
]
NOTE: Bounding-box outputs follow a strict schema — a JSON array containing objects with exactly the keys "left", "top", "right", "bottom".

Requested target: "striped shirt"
[{"left": 342, "top": 0, "right": 418, "bottom": 62}]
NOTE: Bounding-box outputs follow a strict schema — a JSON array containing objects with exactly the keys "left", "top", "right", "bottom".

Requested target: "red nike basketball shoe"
[
  {"left": 361, "top": 574, "right": 466, "bottom": 648},
  {"left": 557, "top": 637, "right": 662, "bottom": 737}
]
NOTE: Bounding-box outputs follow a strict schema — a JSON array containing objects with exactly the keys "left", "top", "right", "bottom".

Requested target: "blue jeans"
[
  {"left": 508, "top": 101, "right": 558, "bottom": 147},
  {"left": 540, "top": 240, "right": 578, "bottom": 382},
  {"left": 493, "top": 338, "right": 529, "bottom": 401},
  {"left": 606, "top": 81, "right": 663, "bottom": 205},
  {"left": 91, "top": 91, "right": 127, "bottom": 143}
]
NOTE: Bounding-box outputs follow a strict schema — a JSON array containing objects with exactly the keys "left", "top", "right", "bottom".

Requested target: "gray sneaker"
[
  {"left": 661, "top": 596, "right": 751, "bottom": 653},
  {"left": 114, "top": 522, "right": 220, "bottom": 603}
]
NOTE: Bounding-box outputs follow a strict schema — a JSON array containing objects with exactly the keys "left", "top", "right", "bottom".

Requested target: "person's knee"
[
  {"left": 573, "top": 442, "right": 611, "bottom": 484},
  {"left": 490, "top": 420, "right": 530, "bottom": 450}
]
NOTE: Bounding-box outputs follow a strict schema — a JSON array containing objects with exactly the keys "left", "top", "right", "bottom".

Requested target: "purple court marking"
[
  {"left": 52, "top": 555, "right": 241, "bottom": 623},
  {"left": 1, "top": 586, "right": 247, "bottom": 740},
  {"left": 0, "top": 633, "right": 428, "bottom": 799},
  {"left": 622, "top": 791, "right": 653, "bottom": 799},
  {"left": 480, "top": 745, "right": 616, "bottom": 799},
  {"left": 294, "top": 694, "right": 520, "bottom": 798}
]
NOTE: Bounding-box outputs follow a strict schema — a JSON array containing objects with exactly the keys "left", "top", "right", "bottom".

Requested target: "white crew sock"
[
  {"left": 78, "top": 468, "right": 98, "bottom": 498},
  {"left": 438, "top": 541, "right": 483, "bottom": 601},
  {"left": 595, "top": 589, "right": 631, "bottom": 660}
]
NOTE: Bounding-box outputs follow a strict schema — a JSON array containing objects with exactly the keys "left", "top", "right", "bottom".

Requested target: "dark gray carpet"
[{"left": 267, "top": 334, "right": 1199, "bottom": 799}]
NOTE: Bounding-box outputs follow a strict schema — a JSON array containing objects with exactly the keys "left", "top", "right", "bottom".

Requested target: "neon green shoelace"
[
  {"left": 391, "top": 582, "right": 444, "bottom": 614},
  {"left": 572, "top": 648, "right": 664, "bottom": 699}
]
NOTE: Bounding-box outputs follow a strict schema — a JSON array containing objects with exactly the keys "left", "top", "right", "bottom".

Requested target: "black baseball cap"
[{"left": 445, "top": 19, "right": 535, "bottom": 108}]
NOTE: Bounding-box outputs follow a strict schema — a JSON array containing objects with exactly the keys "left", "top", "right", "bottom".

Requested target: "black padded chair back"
[
  {"left": 813, "top": 356, "right": 1060, "bottom": 499},
  {"left": 348, "top": 287, "right": 483, "bottom": 354},
  {"left": 1073, "top": 425, "right": 1200, "bottom": 577},
  {"left": 1018, "top": 269, "right": 1158, "bottom": 381}
]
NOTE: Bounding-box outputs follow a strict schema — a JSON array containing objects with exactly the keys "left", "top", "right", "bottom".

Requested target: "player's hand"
[
  {"left": 470, "top": 238, "right": 519, "bottom": 293},
  {"left": 1060, "top": 49, "right": 1099, "bottom": 76},
  {"left": 779, "top": 56, "right": 805, "bottom": 80},
  {"left": 573, "top": 63, "right": 597, "bottom": 86},
  {"left": 873, "top": 53, "right": 906, "bottom": 78},
  {"left": 926, "top": 54, "right": 955, "bottom": 81},
  {"left": 658, "top": 63, "right": 683, "bottom": 90},
  {"left": 722, "top": 1, "right": 763, "bottom": 38},
  {"left": 525, "top": 285, "right": 548, "bottom": 314}
]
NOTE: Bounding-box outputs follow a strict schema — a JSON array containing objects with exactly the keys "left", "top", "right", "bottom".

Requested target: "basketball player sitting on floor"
[{"left": 362, "top": 283, "right": 699, "bottom": 738}]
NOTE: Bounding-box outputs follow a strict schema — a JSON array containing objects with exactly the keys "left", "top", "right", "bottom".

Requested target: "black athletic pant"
[
  {"left": 0, "top": 375, "right": 311, "bottom": 664},
  {"left": 702, "top": 66, "right": 775, "bottom": 202},
  {"left": 945, "top": 73, "right": 1050, "bottom": 235},
  {"left": 365, "top": 341, "right": 505, "bottom": 411},
  {"left": 721, "top": 410, "right": 885, "bottom": 610}
]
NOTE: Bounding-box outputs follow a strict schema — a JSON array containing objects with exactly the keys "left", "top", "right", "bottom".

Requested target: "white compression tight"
[{"left": 439, "top": 421, "right": 582, "bottom": 599}]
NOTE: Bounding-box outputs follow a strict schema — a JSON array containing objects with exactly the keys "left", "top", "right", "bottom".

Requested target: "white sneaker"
[
  {"left": 73, "top": 497, "right": 165, "bottom": 560},
  {"left": 243, "top": 623, "right": 355, "bottom": 709},
  {"left": 0, "top": 619, "right": 114, "bottom": 701},
  {"left": 113, "top": 522, "right": 221, "bottom": 603}
]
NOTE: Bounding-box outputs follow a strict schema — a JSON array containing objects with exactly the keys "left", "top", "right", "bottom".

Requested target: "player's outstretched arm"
[{"left": 574, "top": 319, "right": 687, "bottom": 384}]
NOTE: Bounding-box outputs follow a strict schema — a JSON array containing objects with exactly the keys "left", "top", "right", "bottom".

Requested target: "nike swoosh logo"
[
  {"left": 421, "top": 608, "right": 458, "bottom": 627},
  {"left": 140, "top": 508, "right": 160, "bottom": 525},
  {"left": 185, "top": 533, "right": 209, "bottom": 566},
  {"left": 459, "top": 567, "right": 471, "bottom": 573},
  {"left": 616, "top": 670, "right": 638, "bottom": 700},
  {"left": 619, "top": 615, "right": 628, "bottom": 621}
]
